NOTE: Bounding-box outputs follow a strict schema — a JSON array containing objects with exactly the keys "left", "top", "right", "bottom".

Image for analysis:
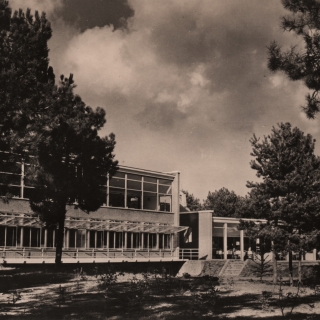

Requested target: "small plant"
[
  {"left": 190, "top": 276, "right": 220, "bottom": 316},
  {"left": 97, "top": 266, "right": 123, "bottom": 293},
  {"left": 226, "top": 277, "right": 235, "bottom": 289},
  {"left": 126, "top": 274, "right": 149, "bottom": 309},
  {"left": 57, "top": 285, "right": 66, "bottom": 307},
  {"left": 74, "top": 267, "right": 87, "bottom": 290},
  {"left": 276, "top": 275, "right": 303, "bottom": 317},
  {"left": 183, "top": 272, "right": 191, "bottom": 279},
  {"left": 261, "top": 291, "right": 273, "bottom": 311},
  {"left": 250, "top": 252, "right": 272, "bottom": 281},
  {"left": 7, "top": 290, "right": 22, "bottom": 305}
]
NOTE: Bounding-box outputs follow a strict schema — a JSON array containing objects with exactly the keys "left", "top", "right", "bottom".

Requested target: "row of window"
[
  {"left": 0, "top": 159, "right": 174, "bottom": 212},
  {"left": 0, "top": 226, "right": 172, "bottom": 250}
]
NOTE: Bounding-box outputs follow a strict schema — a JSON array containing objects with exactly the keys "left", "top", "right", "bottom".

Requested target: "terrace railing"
[
  {"left": 179, "top": 248, "right": 199, "bottom": 260},
  {"left": 1, "top": 247, "right": 179, "bottom": 262}
]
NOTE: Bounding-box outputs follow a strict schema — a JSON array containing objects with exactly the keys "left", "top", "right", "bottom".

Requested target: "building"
[
  {"left": 1, "top": 151, "right": 319, "bottom": 264},
  {"left": 0, "top": 152, "right": 187, "bottom": 263},
  {"left": 179, "top": 210, "right": 320, "bottom": 262}
]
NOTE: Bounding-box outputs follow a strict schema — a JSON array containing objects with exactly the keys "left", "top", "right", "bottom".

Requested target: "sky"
[{"left": 9, "top": 0, "right": 320, "bottom": 201}]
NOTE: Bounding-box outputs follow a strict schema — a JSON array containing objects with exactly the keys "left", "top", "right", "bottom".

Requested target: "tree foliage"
[
  {"left": 0, "top": 2, "right": 118, "bottom": 263},
  {"left": 245, "top": 122, "right": 320, "bottom": 282},
  {"left": 0, "top": 1, "right": 53, "bottom": 151},
  {"left": 203, "top": 187, "right": 253, "bottom": 218},
  {"left": 268, "top": 0, "right": 320, "bottom": 119},
  {"left": 181, "top": 189, "right": 203, "bottom": 211}
]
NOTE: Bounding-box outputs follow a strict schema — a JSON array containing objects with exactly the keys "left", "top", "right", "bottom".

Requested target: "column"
[
  {"left": 313, "top": 249, "right": 317, "bottom": 261},
  {"left": 198, "top": 211, "right": 213, "bottom": 259},
  {"left": 131, "top": 233, "right": 133, "bottom": 249},
  {"left": 240, "top": 229, "right": 244, "bottom": 260},
  {"left": 65, "top": 229, "right": 69, "bottom": 249},
  {"left": 106, "top": 231, "right": 109, "bottom": 249},
  {"left": 94, "top": 231, "right": 97, "bottom": 249},
  {"left": 20, "top": 227, "right": 24, "bottom": 247},
  {"left": 124, "top": 174, "right": 127, "bottom": 208},
  {"left": 20, "top": 162, "right": 24, "bottom": 199},
  {"left": 141, "top": 233, "right": 144, "bottom": 249},
  {"left": 124, "top": 232, "right": 127, "bottom": 249},
  {"left": 86, "top": 230, "right": 90, "bottom": 249},
  {"left": 44, "top": 229, "right": 48, "bottom": 248},
  {"left": 223, "top": 223, "right": 228, "bottom": 260},
  {"left": 156, "top": 233, "right": 159, "bottom": 250},
  {"left": 4, "top": 226, "right": 7, "bottom": 248}
]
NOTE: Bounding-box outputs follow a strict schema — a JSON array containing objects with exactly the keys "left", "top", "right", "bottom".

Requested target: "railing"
[
  {"left": 179, "top": 248, "right": 199, "bottom": 260},
  {"left": 1, "top": 247, "right": 179, "bottom": 261}
]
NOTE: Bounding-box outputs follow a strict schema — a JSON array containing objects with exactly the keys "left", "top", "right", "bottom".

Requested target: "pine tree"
[
  {"left": 268, "top": 0, "right": 320, "bottom": 119},
  {"left": 0, "top": 2, "right": 118, "bottom": 263},
  {"left": 247, "top": 123, "right": 320, "bottom": 284},
  {"left": 0, "top": 1, "right": 53, "bottom": 151}
]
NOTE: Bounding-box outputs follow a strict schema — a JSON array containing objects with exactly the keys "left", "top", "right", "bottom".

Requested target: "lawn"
[{"left": 0, "top": 265, "right": 320, "bottom": 319}]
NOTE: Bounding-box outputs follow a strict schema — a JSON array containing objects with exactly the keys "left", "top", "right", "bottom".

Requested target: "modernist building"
[
  {"left": 1, "top": 151, "right": 319, "bottom": 264},
  {"left": 179, "top": 210, "right": 320, "bottom": 261},
  {"left": 0, "top": 152, "right": 187, "bottom": 263}
]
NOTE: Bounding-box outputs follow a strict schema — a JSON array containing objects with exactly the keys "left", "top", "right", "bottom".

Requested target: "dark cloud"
[
  {"left": 55, "top": 0, "right": 134, "bottom": 31},
  {"left": 135, "top": 100, "right": 188, "bottom": 130}
]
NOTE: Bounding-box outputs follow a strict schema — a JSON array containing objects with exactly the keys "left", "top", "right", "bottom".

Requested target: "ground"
[{"left": 0, "top": 265, "right": 319, "bottom": 319}]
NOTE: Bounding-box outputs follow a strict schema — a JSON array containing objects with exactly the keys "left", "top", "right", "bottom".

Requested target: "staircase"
[{"left": 219, "top": 259, "right": 246, "bottom": 277}]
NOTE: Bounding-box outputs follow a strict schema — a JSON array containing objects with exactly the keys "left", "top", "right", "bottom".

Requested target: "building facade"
[
  {"left": 0, "top": 153, "right": 187, "bottom": 263},
  {"left": 179, "top": 211, "right": 320, "bottom": 261}
]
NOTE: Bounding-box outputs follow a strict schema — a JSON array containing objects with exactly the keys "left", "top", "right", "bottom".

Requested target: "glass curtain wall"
[
  {"left": 109, "top": 173, "right": 173, "bottom": 212},
  {"left": 0, "top": 153, "right": 174, "bottom": 212}
]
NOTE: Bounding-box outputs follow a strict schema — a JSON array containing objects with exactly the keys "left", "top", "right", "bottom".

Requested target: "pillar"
[
  {"left": 156, "top": 233, "right": 159, "bottom": 250},
  {"left": 44, "top": 229, "right": 48, "bottom": 248},
  {"left": 20, "top": 162, "right": 24, "bottom": 199},
  {"left": 4, "top": 226, "right": 7, "bottom": 248},
  {"left": 240, "top": 229, "right": 244, "bottom": 260},
  {"left": 223, "top": 223, "right": 228, "bottom": 260},
  {"left": 65, "top": 229, "right": 69, "bottom": 249},
  {"left": 106, "top": 231, "right": 109, "bottom": 249},
  {"left": 124, "top": 232, "right": 127, "bottom": 249},
  {"left": 198, "top": 210, "right": 213, "bottom": 260},
  {"left": 20, "top": 227, "right": 24, "bottom": 247}
]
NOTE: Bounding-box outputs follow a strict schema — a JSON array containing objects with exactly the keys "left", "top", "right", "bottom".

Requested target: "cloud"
[
  {"left": 10, "top": 0, "right": 319, "bottom": 199},
  {"left": 9, "top": 0, "right": 62, "bottom": 16},
  {"left": 54, "top": 0, "right": 134, "bottom": 31}
]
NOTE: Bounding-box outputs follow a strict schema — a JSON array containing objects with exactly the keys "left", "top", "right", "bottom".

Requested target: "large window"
[
  {"left": 108, "top": 172, "right": 173, "bottom": 212},
  {"left": 0, "top": 152, "right": 174, "bottom": 213}
]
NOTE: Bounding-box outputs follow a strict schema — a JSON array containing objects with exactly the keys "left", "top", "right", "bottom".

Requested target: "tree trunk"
[
  {"left": 289, "top": 250, "right": 293, "bottom": 286},
  {"left": 55, "top": 203, "right": 67, "bottom": 264},
  {"left": 272, "top": 241, "right": 277, "bottom": 285},
  {"left": 298, "top": 251, "right": 302, "bottom": 285}
]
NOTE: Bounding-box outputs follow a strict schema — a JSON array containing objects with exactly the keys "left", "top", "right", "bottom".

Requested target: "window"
[
  {"left": 109, "top": 187, "right": 125, "bottom": 207},
  {"left": 127, "top": 190, "right": 141, "bottom": 209},
  {"left": 159, "top": 195, "right": 171, "bottom": 212}
]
